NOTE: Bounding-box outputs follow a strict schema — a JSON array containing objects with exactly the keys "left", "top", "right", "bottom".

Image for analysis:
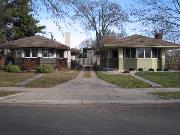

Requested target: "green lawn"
[
  {"left": 96, "top": 71, "right": 150, "bottom": 88},
  {"left": 26, "top": 70, "right": 79, "bottom": 88},
  {"left": 151, "top": 92, "right": 180, "bottom": 99},
  {"left": 136, "top": 72, "right": 180, "bottom": 88},
  {"left": 0, "top": 90, "right": 21, "bottom": 97},
  {"left": 0, "top": 71, "right": 35, "bottom": 87}
]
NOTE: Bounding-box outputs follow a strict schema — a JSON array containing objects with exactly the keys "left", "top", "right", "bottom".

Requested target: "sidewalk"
[{"left": 0, "top": 69, "right": 180, "bottom": 105}]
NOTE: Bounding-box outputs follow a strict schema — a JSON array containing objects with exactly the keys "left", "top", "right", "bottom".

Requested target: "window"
[
  {"left": 145, "top": 48, "right": 151, "bottom": 58},
  {"left": 16, "top": 49, "right": 22, "bottom": 58},
  {"left": 32, "top": 49, "right": 38, "bottom": 57},
  {"left": 59, "top": 50, "right": 64, "bottom": 58},
  {"left": 137, "top": 48, "right": 144, "bottom": 58},
  {"left": 42, "top": 49, "right": 48, "bottom": 57},
  {"left": 152, "top": 48, "right": 157, "bottom": 58},
  {"left": 125, "top": 48, "right": 130, "bottom": 58},
  {"left": 124, "top": 48, "right": 136, "bottom": 58},
  {"left": 48, "top": 49, "right": 54, "bottom": 57},
  {"left": 25, "top": 49, "right": 30, "bottom": 57},
  {"left": 112, "top": 49, "right": 118, "bottom": 58},
  {"left": 131, "top": 48, "right": 136, "bottom": 58}
]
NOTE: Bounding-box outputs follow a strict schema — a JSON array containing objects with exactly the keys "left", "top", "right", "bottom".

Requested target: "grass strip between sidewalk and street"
[
  {"left": 96, "top": 71, "right": 150, "bottom": 88},
  {"left": 25, "top": 70, "right": 79, "bottom": 88},
  {"left": 0, "top": 90, "right": 21, "bottom": 97},
  {"left": 151, "top": 91, "right": 180, "bottom": 99},
  {"left": 135, "top": 72, "right": 180, "bottom": 88},
  {"left": 0, "top": 72, "right": 35, "bottom": 87}
]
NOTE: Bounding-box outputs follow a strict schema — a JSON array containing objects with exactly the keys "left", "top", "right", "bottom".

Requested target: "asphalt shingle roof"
[
  {"left": 103, "top": 34, "right": 180, "bottom": 48},
  {"left": 0, "top": 36, "right": 69, "bottom": 50}
]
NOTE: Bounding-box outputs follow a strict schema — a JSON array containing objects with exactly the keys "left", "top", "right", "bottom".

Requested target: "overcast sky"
[{"left": 36, "top": 0, "right": 141, "bottom": 48}]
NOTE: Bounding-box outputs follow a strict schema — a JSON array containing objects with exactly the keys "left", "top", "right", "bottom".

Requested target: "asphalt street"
[{"left": 0, "top": 104, "right": 180, "bottom": 135}]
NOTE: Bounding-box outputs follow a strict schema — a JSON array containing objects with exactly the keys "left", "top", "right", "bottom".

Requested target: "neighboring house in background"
[
  {"left": 166, "top": 49, "right": 180, "bottom": 70},
  {"left": 99, "top": 34, "right": 180, "bottom": 71},
  {"left": 71, "top": 48, "right": 80, "bottom": 68},
  {"left": 71, "top": 48, "right": 79, "bottom": 61},
  {"left": 76, "top": 48, "right": 100, "bottom": 66},
  {"left": 0, "top": 36, "right": 70, "bottom": 70}
]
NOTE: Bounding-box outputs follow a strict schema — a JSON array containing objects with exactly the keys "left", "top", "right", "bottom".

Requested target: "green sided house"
[{"left": 99, "top": 34, "right": 180, "bottom": 71}]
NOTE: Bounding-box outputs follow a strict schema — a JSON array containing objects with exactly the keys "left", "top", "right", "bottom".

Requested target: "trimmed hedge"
[
  {"left": 4, "top": 64, "right": 21, "bottom": 73},
  {"left": 129, "top": 68, "right": 135, "bottom": 71},
  {"left": 157, "top": 68, "right": 162, "bottom": 71},
  {"left": 138, "top": 68, "right": 143, "bottom": 71},
  {"left": 163, "top": 68, "right": 169, "bottom": 71},
  {"left": 36, "top": 65, "right": 53, "bottom": 73},
  {"left": 149, "top": 68, "right": 154, "bottom": 72},
  {"left": 123, "top": 70, "right": 130, "bottom": 73}
]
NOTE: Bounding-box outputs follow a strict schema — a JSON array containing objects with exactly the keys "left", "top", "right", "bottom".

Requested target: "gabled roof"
[
  {"left": 0, "top": 36, "right": 69, "bottom": 50},
  {"left": 103, "top": 34, "right": 180, "bottom": 48}
]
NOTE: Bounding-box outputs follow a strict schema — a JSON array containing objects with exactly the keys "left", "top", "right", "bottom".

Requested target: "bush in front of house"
[
  {"left": 157, "top": 68, "right": 162, "bottom": 71},
  {"left": 129, "top": 68, "right": 135, "bottom": 71},
  {"left": 138, "top": 68, "right": 143, "bottom": 71},
  {"left": 123, "top": 70, "right": 130, "bottom": 73},
  {"left": 36, "top": 65, "right": 53, "bottom": 73},
  {"left": 4, "top": 64, "right": 21, "bottom": 73},
  {"left": 163, "top": 68, "right": 169, "bottom": 71},
  {"left": 149, "top": 68, "right": 154, "bottom": 72}
]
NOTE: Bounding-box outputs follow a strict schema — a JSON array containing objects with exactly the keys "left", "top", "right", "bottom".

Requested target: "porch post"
[
  {"left": 161, "top": 48, "right": 166, "bottom": 69},
  {"left": 106, "top": 50, "right": 110, "bottom": 70},
  {"left": 118, "top": 48, "right": 124, "bottom": 72}
]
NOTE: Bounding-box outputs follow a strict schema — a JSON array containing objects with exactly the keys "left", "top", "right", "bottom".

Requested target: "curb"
[{"left": 0, "top": 99, "right": 180, "bottom": 106}]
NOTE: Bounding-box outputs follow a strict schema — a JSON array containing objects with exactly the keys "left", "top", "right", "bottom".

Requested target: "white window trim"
[
  {"left": 25, "top": 49, "right": 38, "bottom": 58},
  {"left": 25, "top": 49, "right": 31, "bottom": 58},
  {"left": 42, "top": 49, "right": 55, "bottom": 58}
]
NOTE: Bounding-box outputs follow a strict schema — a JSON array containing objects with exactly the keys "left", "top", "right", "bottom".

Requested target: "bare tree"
[
  {"left": 73, "top": 0, "right": 128, "bottom": 48},
  {"left": 131, "top": 0, "right": 180, "bottom": 43},
  {"left": 78, "top": 38, "right": 95, "bottom": 50},
  {"left": 1, "top": 0, "right": 128, "bottom": 45}
]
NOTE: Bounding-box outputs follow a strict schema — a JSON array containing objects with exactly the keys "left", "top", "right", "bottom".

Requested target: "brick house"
[{"left": 0, "top": 36, "right": 70, "bottom": 70}]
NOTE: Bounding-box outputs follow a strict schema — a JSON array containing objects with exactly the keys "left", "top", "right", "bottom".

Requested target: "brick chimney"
[{"left": 155, "top": 32, "right": 163, "bottom": 39}]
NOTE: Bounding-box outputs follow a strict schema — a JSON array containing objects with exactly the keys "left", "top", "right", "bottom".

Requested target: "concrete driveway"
[{"left": 0, "top": 70, "right": 180, "bottom": 105}]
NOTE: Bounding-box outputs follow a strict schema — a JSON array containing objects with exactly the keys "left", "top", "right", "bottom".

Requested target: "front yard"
[
  {"left": 136, "top": 72, "right": 180, "bottom": 88},
  {"left": 96, "top": 71, "right": 150, "bottom": 88},
  {"left": 0, "top": 71, "right": 35, "bottom": 87},
  {"left": 25, "top": 70, "right": 79, "bottom": 88}
]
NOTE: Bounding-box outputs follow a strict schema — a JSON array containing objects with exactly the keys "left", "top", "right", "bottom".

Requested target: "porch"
[{"left": 100, "top": 48, "right": 167, "bottom": 71}]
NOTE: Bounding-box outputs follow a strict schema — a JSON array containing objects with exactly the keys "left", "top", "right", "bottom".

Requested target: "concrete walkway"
[
  {"left": 15, "top": 74, "right": 42, "bottom": 87},
  {"left": 0, "top": 69, "right": 180, "bottom": 105},
  {"left": 132, "top": 74, "right": 162, "bottom": 88}
]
